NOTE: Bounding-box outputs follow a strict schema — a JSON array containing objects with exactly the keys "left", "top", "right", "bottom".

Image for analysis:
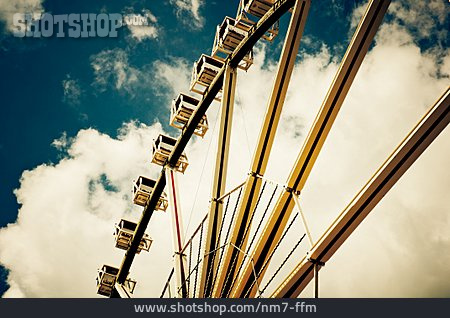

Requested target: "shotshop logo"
[{"left": 12, "top": 13, "right": 152, "bottom": 38}]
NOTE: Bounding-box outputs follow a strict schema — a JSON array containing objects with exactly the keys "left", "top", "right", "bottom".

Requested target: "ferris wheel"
[{"left": 95, "top": 0, "right": 450, "bottom": 298}]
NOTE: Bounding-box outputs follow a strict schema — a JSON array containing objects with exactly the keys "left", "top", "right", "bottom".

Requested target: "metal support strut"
[
  {"left": 200, "top": 65, "right": 237, "bottom": 297},
  {"left": 314, "top": 263, "right": 318, "bottom": 298},
  {"left": 166, "top": 168, "right": 188, "bottom": 298},
  {"left": 215, "top": 0, "right": 311, "bottom": 298},
  {"left": 308, "top": 258, "right": 324, "bottom": 298},
  {"left": 232, "top": 0, "right": 391, "bottom": 299},
  {"left": 292, "top": 194, "right": 313, "bottom": 248}
]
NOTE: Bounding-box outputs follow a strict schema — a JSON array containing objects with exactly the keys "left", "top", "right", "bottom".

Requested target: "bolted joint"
[
  {"left": 307, "top": 257, "right": 325, "bottom": 267},
  {"left": 285, "top": 186, "right": 301, "bottom": 196},
  {"left": 248, "top": 171, "right": 258, "bottom": 178},
  {"left": 174, "top": 251, "right": 187, "bottom": 257},
  {"left": 248, "top": 171, "right": 264, "bottom": 179},
  {"left": 210, "top": 197, "right": 224, "bottom": 204}
]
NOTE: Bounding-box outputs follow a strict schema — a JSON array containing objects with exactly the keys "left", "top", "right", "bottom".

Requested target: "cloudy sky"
[{"left": 0, "top": 0, "right": 449, "bottom": 298}]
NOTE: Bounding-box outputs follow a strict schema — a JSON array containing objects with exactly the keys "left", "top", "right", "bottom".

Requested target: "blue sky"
[{"left": 0, "top": 1, "right": 448, "bottom": 297}]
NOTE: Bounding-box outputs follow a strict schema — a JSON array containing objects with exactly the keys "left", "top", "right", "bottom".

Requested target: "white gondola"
[
  {"left": 133, "top": 176, "right": 169, "bottom": 211},
  {"left": 190, "top": 54, "right": 224, "bottom": 99},
  {"left": 170, "top": 93, "right": 208, "bottom": 137},
  {"left": 96, "top": 265, "right": 136, "bottom": 297},
  {"left": 236, "top": 0, "right": 279, "bottom": 42},
  {"left": 151, "top": 134, "right": 189, "bottom": 173},
  {"left": 114, "top": 219, "right": 152, "bottom": 253},
  {"left": 212, "top": 17, "right": 254, "bottom": 71}
]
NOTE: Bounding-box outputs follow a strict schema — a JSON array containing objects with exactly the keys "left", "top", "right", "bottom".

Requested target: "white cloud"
[
  {"left": 389, "top": 0, "right": 448, "bottom": 41},
  {"left": 1, "top": 6, "right": 450, "bottom": 298},
  {"left": 52, "top": 132, "right": 69, "bottom": 151},
  {"left": 0, "top": 122, "right": 170, "bottom": 297},
  {"left": 352, "top": 0, "right": 448, "bottom": 50},
  {"left": 125, "top": 9, "right": 159, "bottom": 42},
  {"left": 0, "top": 0, "right": 43, "bottom": 33},
  {"left": 169, "top": 0, "right": 204, "bottom": 29},
  {"left": 90, "top": 48, "right": 142, "bottom": 96},
  {"left": 62, "top": 75, "right": 82, "bottom": 105},
  {"left": 90, "top": 49, "right": 192, "bottom": 103},
  {"left": 152, "top": 58, "right": 193, "bottom": 100},
  {"left": 127, "top": 24, "right": 158, "bottom": 41},
  {"left": 442, "top": 54, "right": 450, "bottom": 77}
]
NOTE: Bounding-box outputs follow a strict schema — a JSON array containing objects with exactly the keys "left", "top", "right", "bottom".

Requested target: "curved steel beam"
[{"left": 115, "top": 0, "right": 297, "bottom": 289}]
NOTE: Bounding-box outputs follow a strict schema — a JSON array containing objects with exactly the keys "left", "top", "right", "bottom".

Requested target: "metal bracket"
[
  {"left": 307, "top": 256, "right": 324, "bottom": 298},
  {"left": 307, "top": 257, "right": 325, "bottom": 267},
  {"left": 210, "top": 197, "right": 224, "bottom": 204},
  {"left": 248, "top": 171, "right": 260, "bottom": 178},
  {"left": 174, "top": 251, "right": 187, "bottom": 257},
  {"left": 284, "top": 186, "right": 301, "bottom": 195}
]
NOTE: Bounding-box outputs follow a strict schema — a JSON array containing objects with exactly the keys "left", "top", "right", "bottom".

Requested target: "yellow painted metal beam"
[
  {"left": 212, "top": 0, "right": 311, "bottom": 298},
  {"left": 231, "top": 0, "right": 391, "bottom": 298},
  {"left": 272, "top": 87, "right": 450, "bottom": 298},
  {"left": 199, "top": 66, "right": 237, "bottom": 297}
]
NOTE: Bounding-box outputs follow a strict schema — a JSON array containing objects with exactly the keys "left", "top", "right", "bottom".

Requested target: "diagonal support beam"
[
  {"left": 293, "top": 194, "right": 314, "bottom": 248},
  {"left": 199, "top": 66, "right": 237, "bottom": 297},
  {"left": 231, "top": 0, "right": 391, "bottom": 298},
  {"left": 115, "top": 0, "right": 298, "bottom": 289},
  {"left": 272, "top": 87, "right": 450, "bottom": 298},
  {"left": 213, "top": 0, "right": 311, "bottom": 298}
]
